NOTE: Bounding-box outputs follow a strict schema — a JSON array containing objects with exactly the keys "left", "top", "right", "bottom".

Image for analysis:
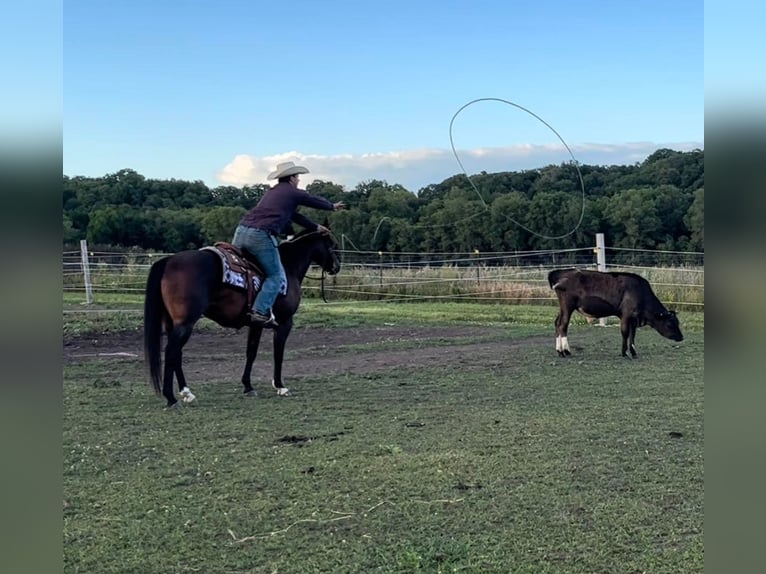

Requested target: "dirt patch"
[{"left": 63, "top": 325, "right": 549, "bottom": 379}]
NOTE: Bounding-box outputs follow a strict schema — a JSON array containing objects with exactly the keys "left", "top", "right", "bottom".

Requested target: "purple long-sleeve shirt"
[{"left": 239, "top": 182, "right": 334, "bottom": 235}]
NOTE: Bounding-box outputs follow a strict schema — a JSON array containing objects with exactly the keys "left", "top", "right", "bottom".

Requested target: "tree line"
[{"left": 63, "top": 148, "right": 703, "bottom": 257}]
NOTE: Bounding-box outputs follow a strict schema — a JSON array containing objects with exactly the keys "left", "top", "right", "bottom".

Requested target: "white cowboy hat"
[{"left": 267, "top": 161, "right": 310, "bottom": 180}]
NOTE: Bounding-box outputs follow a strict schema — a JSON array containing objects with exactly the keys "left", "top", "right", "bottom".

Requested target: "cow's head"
[{"left": 653, "top": 310, "right": 683, "bottom": 342}]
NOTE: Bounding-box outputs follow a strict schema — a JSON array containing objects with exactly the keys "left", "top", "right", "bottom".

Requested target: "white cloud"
[{"left": 215, "top": 141, "right": 703, "bottom": 192}]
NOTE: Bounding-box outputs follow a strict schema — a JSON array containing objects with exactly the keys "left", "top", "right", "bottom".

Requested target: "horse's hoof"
[
  {"left": 243, "top": 390, "right": 257, "bottom": 398},
  {"left": 272, "top": 379, "right": 290, "bottom": 396},
  {"left": 165, "top": 401, "right": 181, "bottom": 410},
  {"left": 180, "top": 388, "right": 196, "bottom": 404}
]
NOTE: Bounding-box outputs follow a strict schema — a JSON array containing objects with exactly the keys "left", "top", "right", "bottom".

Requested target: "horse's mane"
[
  {"left": 282, "top": 229, "right": 321, "bottom": 244},
  {"left": 280, "top": 229, "right": 335, "bottom": 249}
]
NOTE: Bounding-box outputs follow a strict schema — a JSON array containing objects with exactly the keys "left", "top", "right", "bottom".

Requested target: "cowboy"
[{"left": 232, "top": 161, "right": 345, "bottom": 327}]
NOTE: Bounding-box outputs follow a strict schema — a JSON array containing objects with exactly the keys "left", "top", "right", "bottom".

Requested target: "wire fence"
[{"left": 63, "top": 241, "right": 704, "bottom": 313}]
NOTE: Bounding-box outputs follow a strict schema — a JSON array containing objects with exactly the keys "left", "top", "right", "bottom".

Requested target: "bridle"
[{"left": 303, "top": 233, "right": 339, "bottom": 303}]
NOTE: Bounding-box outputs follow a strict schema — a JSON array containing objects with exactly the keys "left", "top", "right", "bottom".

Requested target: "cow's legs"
[
  {"left": 556, "top": 306, "right": 573, "bottom": 357},
  {"left": 620, "top": 317, "right": 638, "bottom": 358},
  {"left": 627, "top": 319, "right": 638, "bottom": 357}
]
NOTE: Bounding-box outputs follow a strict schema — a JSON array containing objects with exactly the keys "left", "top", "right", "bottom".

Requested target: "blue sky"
[{"left": 63, "top": 0, "right": 703, "bottom": 192}]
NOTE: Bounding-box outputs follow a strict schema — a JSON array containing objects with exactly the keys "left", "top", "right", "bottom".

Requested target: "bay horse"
[{"left": 144, "top": 230, "right": 341, "bottom": 407}]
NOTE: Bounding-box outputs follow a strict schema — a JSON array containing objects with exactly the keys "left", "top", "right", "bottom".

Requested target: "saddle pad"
[{"left": 201, "top": 245, "right": 287, "bottom": 295}]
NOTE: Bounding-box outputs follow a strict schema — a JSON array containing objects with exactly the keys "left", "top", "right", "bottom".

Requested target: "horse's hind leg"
[
  {"left": 163, "top": 322, "right": 194, "bottom": 407},
  {"left": 174, "top": 324, "right": 197, "bottom": 397},
  {"left": 175, "top": 330, "right": 197, "bottom": 404}
]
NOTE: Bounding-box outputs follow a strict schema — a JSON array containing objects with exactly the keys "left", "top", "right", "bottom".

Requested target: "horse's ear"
[{"left": 323, "top": 217, "right": 330, "bottom": 227}]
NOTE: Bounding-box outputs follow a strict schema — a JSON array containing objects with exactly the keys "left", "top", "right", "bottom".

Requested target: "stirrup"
[{"left": 248, "top": 310, "right": 278, "bottom": 328}]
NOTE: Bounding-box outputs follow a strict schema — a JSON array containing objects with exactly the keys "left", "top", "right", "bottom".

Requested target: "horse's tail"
[{"left": 144, "top": 256, "right": 169, "bottom": 395}]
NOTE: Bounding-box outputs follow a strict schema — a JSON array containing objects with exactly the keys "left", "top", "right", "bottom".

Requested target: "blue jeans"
[{"left": 232, "top": 225, "right": 286, "bottom": 315}]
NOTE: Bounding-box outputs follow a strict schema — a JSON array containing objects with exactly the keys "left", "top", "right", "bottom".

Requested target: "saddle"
[{"left": 201, "top": 242, "right": 266, "bottom": 313}]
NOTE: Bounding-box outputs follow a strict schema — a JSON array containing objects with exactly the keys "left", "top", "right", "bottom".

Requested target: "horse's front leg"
[
  {"left": 241, "top": 325, "right": 264, "bottom": 396},
  {"left": 272, "top": 318, "right": 294, "bottom": 396}
]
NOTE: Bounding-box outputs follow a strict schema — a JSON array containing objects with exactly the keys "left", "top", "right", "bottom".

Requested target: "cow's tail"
[
  {"left": 144, "top": 256, "right": 169, "bottom": 396},
  {"left": 548, "top": 269, "right": 568, "bottom": 290}
]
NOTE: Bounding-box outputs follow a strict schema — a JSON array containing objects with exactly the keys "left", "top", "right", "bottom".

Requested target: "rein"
[
  {"left": 283, "top": 230, "right": 335, "bottom": 304},
  {"left": 304, "top": 268, "right": 329, "bottom": 303},
  {"left": 321, "top": 270, "right": 328, "bottom": 303}
]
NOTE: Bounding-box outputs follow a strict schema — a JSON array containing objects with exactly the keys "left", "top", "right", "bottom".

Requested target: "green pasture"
[
  {"left": 63, "top": 293, "right": 704, "bottom": 336},
  {"left": 63, "top": 303, "right": 704, "bottom": 573}
]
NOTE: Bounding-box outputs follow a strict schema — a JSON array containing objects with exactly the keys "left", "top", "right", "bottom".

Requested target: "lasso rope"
[
  {"left": 366, "top": 98, "right": 587, "bottom": 242},
  {"left": 448, "top": 97, "right": 586, "bottom": 240}
]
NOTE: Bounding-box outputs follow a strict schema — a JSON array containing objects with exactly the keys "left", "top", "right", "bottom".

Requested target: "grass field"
[{"left": 63, "top": 302, "right": 704, "bottom": 573}]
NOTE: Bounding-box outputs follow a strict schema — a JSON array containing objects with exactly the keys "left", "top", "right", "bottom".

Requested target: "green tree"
[
  {"left": 306, "top": 180, "right": 348, "bottom": 204},
  {"left": 328, "top": 208, "right": 371, "bottom": 257},
  {"left": 684, "top": 187, "right": 704, "bottom": 251},
  {"left": 86, "top": 206, "right": 156, "bottom": 247},
  {"left": 200, "top": 206, "right": 246, "bottom": 244},
  {"left": 367, "top": 186, "right": 420, "bottom": 220},
  {"left": 152, "top": 209, "right": 204, "bottom": 251},
  {"left": 386, "top": 218, "right": 425, "bottom": 253},
  {"left": 487, "top": 192, "right": 531, "bottom": 251},
  {"left": 104, "top": 168, "right": 148, "bottom": 206},
  {"left": 417, "top": 191, "right": 489, "bottom": 253},
  {"left": 604, "top": 188, "right": 663, "bottom": 250},
  {"left": 210, "top": 185, "right": 266, "bottom": 208},
  {"left": 63, "top": 213, "right": 83, "bottom": 244},
  {"left": 63, "top": 150, "right": 703, "bottom": 256},
  {"left": 525, "top": 191, "right": 584, "bottom": 250},
  {"left": 530, "top": 163, "right": 583, "bottom": 196}
]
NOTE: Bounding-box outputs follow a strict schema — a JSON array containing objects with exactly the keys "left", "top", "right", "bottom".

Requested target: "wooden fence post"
[
  {"left": 595, "top": 233, "right": 606, "bottom": 326},
  {"left": 80, "top": 239, "right": 94, "bottom": 304}
]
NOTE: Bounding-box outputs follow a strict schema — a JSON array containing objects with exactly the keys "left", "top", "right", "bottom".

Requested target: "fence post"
[
  {"left": 80, "top": 239, "right": 94, "bottom": 304},
  {"left": 378, "top": 251, "right": 383, "bottom": 290},
  {"left": 595, "top": 233, "right": 606, "bottom": 326}
]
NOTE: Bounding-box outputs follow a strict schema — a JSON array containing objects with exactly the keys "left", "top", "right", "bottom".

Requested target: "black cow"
[{"left": 548, "top": 268, "right": 683, "bottom": 358}]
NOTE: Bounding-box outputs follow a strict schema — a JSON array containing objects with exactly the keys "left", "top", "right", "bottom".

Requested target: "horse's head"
[
  {"left": 313, "top": 231, "right": 341, "bottom": 275},
  {"left": 281, "top": 228, "right": 341, "bottom": 276}
]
